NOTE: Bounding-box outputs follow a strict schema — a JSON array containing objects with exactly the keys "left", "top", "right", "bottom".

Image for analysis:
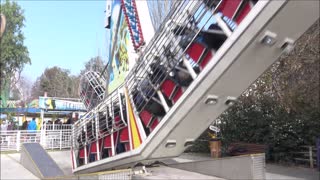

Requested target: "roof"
[{"left": 0, "top": 108, "right": 73, "bottom": 115}]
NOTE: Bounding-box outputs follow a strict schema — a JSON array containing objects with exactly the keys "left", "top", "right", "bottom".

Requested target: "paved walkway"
[
  {"left": 173, "top": 153, "right": 319, "bottom": 180},
  {"left": 1, "top": 151, "right": 319, "bottom": 179},
  {"left": 0, "top": 150, "right": 73, "bottom": 179},
  {"left": 266, "top": 163, "right": 319, "bottom": 180},
  {"left": 1, "top": 153, "right": 39, "bottom": 180}
]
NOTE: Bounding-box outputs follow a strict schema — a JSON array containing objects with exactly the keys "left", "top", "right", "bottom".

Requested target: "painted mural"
[{"left": 108, "top": 0, "right": 130, "bottom": 93}]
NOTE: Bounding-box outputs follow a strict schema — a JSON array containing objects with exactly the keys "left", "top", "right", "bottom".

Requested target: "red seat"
[
  {"left": 186, "top": 43, "right": 213, "bottom": 69},
  {"left": 79, "top": 147, "right": 87, "bottom": 159},
  {"left": 217, "top": 0, "right": 253, "bottom": 24},
  {"left": 103, "top": 132, "right": 118, "bottom": 156},
  {"left": 90, "top": 141, "right": 98, "bottom": 153},
  {"left": 149, "top": 118, "right": 159, "bottom": 132},
  {"left": 234, "top": 2, "right": 252, "bottom": 24},
  {"left": 120, "top": 128, "right": 129, "bottom": 143},
  {"left": 104, "top": 135, "right": 111, "bottom": 148},
  {"left": 113, "top": 131, "right": 118, "bottom": 145},
  {"left": 114, "top": 115, "right": 121, "bottom": 127},
  {"left": 199, "top": 50, "right": 213, "bottom": 69},
  {"left": 172, "top": 87, "right": 183, "bottom": 103},
  {"left": 90, "top": 139, "right": 102, "bottom": 154},
  {"left": 160, "top": 79, "right": 184, "bottom": 104},
  {"left": 107, "top": 149, "right": 112, "bottom": 156},
  {"left": 124, "top": 143, "right": 130, "bottom": 151},
  {"left": 161, "top": 79, "right": 176, "bottom": 98},
  {"left": 218, "top": 0, "right": 241, "bottom": 19},
  {"left": 139, "top": 110, "right": 153, "bottom": 127}
]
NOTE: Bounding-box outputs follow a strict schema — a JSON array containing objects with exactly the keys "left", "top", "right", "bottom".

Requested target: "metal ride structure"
[
  {"left": 121, "top": 0, "right": 145, "bottom": 51},
  {"left": 71, "top": 0, "right": 319, "bottom": 174},
  {"left": 79, "top": 71, "right": 107, "bottom": 110}
]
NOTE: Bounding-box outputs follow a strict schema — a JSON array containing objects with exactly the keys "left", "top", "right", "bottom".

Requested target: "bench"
[{"left": 227, "top": 142, "right": 267, "bottom": 156}]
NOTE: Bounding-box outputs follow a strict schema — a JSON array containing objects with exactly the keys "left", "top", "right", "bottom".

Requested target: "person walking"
[{"left": 27, "top": 118, "right": 37, "bottom": 142}]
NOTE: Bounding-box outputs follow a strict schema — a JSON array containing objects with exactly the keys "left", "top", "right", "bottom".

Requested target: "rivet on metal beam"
[
  {"left": 204, "top": 95, "right": 219, "bottom": 105},
  {"left": 184, "top": 139, "right": 195, "bottom": 147},
  {"left": 260, "top": 31, "right": 277, "bottom": 46},
  {"left": 165, "top": 140, "right": 176, "bottom": 148},
  {"left": 279, "top": 38, "right": 295, "bottom": 54},
  {"left": 225, "top": 96, "right": 237, "bottom": 106}
]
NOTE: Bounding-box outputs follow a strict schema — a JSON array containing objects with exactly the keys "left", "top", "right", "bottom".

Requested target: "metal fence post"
[
  {"left": 60, "top": 130, "right": 62, "bottom": 150},
  {"left": 95, "top": 111, "right": 100, "bottom": 160},
  {"left": 84, "top": 124, "right": 88, "bottom": 165},
  {"left": 309, "top": 146, "right": 314, "bottom": 168},
  {"left": 40, "top": 129, "right": 44, "bottom": 147},
  {"left": 16, "top": 131, "right": 21, "bottom": 151},
  {"left": 317, "top": 138, "right": 319, "bottom": 171}
]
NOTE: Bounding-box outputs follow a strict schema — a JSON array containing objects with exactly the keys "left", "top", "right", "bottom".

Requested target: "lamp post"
[{"left": 0, "top": 14, "right": 6, "bottom": 38}]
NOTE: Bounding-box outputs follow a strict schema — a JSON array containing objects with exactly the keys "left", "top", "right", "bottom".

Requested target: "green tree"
[
  {"left": 0, "top": 0, "right": 30, "bottom": 106},
  {"left": 31, "top": 66, "right": 79, "bottom": 98},
  {"left": 147, "top": 1, "right": 175, "bottom": 30},
  {"left": 80, "top": 56, "right": 106, "bottom": 76},
  {"left": 217, "top": 21, "right": 320, "bottom": 163}
]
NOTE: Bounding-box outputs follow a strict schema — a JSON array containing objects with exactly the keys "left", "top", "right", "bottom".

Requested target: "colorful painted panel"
[{"left": 107, "top": 0, "right": 131, "bottom": 93}]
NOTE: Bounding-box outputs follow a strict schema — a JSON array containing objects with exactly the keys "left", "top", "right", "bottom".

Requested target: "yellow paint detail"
[{"left": 125, "top": 88, "right": 141, "bottom": 149}]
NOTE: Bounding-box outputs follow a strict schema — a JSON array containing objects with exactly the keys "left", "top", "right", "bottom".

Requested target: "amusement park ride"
[{"left": 72, "top": 0, "right": 319, "bottom": 174}]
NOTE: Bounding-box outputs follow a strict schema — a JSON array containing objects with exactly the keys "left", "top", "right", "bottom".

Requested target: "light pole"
[{"left": 0, "top": 14, "right": 6, "bottom": 38}]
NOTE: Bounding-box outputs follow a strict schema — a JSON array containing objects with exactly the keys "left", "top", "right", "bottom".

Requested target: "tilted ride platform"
[{"left": 71, "top": 0, "right": 319, "bottom": 174}]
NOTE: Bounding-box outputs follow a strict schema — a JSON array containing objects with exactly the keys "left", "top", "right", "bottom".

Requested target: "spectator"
[
  {"left": 27, "top": 118, "right": 37, "bottom": 142},
  {"left": 27, "top": 117, "right": 37, "bottom": 132},
  {"left": 22, "top": 120, "right": 28, "bottom": 130},
  {"left": 7, "top": 121, "right": 13, "bottom": 130},
  {"left": 65, "top": 115, "right": 72, "bottom": 124},
  {"left": 54, "top": 118, "right": 61, "bottom": 124},
  {"left": 1, "top": 120, "right": 7, "bottom": 131}
]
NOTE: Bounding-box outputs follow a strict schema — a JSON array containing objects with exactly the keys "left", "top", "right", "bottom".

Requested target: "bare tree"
[{"left": 147, "top": 1, "right": 175, "bottom": 30}]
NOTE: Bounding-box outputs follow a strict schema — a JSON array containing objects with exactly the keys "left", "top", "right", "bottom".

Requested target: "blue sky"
[{"left": 18, "top": 1, "right": 109, "bottom": 82}]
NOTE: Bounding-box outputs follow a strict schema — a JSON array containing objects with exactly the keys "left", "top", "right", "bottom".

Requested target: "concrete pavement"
[
  {"left": 266, "top": 163, "right": 319, "bottom": 180},
  {"left": 1, "top": 153, "right": 39, "bottom": 180},
  {"left": 1, "top": 151, "right": 319, "bottom": 179}
]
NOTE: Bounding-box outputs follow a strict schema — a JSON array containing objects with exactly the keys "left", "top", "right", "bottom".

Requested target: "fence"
[
  {"left": 0, "top": 129, "right": 72, "bottom": 152},
  {"left": 45, "top": 124, "right": 72, "bottom": 131},
  {"left": 293, "top": 146, "right": 317, "bottom": 168}
]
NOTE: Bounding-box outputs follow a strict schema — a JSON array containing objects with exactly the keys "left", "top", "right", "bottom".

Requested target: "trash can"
[{"left": 209, "top": 138, "right": 221, "bottom": 158}]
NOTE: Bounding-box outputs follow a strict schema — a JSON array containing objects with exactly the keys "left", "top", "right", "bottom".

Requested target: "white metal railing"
[
  {"left": 45, "top": 124, "right": 73, "bottom": 131},
  {"left": 0, "top": 129, "right": 72, "bottom": 152}
]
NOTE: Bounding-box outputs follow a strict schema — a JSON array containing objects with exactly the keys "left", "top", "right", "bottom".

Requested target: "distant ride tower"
[{"left": 79, "top": 71, "right": 107, "bottom": 110}]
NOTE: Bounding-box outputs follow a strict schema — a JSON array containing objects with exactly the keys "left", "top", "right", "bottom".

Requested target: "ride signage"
[{"left": 39, "top": 97, "right": 86, "bottom": 111}]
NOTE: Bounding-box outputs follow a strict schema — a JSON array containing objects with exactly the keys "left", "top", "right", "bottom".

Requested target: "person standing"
[
  {"left": 27, "top": 118, "right": 37, "bottom": 131},
  {"left": 1, "top": 121, "right": 7, "bottom": 131},
  {"left": 7, "top": 121, "right": 13, "bottom": 130},
  {"left": 27, "top": 118, "right": 37, "bottom": 142},
  {"left": 22, "top": 120, "right": 28, "bottom": 130}
]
